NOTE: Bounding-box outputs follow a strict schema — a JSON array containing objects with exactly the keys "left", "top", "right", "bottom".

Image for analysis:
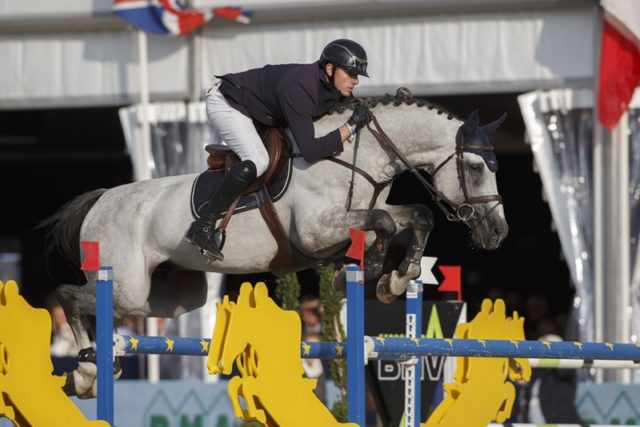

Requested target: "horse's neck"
[{"left": 342, "top": 105, "right": 461, "bottom": 182}]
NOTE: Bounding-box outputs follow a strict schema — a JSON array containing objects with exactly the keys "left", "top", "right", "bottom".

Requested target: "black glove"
[{"left": 347, "top": 105, "right": 373, "bottom": 132}]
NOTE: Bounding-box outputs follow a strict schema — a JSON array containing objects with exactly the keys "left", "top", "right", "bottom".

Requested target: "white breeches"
[{"left": 205, "top": 83, "right": 269, "bottom": 176}]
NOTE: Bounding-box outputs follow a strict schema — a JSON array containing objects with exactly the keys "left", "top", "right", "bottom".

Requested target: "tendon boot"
[{"left": 186, "top": 160, "right": 257, "bottom": 261}]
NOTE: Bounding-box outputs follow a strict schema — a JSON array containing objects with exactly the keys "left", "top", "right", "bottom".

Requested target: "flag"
[
  {"left": 597, "top": 0, "right": 640, "bottom": 130},
  {"left": 113, "top": 1, "right": 252, "bottom": 36},
  {"left": 80, "top": 241, "right": 100, "bottom": 271},
  {"left": 345, "top": 228, "right": 366, "bottom": 269},
  {"left": 437, "top": 265, "right": 461, "bottom": 301}
]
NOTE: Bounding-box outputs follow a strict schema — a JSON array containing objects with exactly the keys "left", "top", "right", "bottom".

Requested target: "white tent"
[{"left": 0, "top": 0, "right": 594, "bottom": 108}]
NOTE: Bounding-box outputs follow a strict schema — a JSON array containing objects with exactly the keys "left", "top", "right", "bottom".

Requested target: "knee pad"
[{"left": 237, "top": 160, "right": 258, "bottom": 182}]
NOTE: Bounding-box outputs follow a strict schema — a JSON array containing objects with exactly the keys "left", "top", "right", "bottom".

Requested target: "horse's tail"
[{"left": 37, "top": 188, "right": 107, "bottom": 286}]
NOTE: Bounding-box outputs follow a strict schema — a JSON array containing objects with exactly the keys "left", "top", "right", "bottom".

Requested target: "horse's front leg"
[
  {"left": 359, "top": 209, "right": 398, "bottom": 280},
  {"left": 375, "top": 204, "right": 434, "bottom": 303},
  {"left": 318, "top": 208, "right": 396, "bottom": 289}
]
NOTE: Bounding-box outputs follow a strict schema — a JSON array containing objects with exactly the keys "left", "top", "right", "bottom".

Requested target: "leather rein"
[{"left": 329, "top": 115, "right": 503, "bottom": 226}]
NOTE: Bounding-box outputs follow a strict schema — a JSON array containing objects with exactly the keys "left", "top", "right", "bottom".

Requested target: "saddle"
[
  {"left": 204, "top": 127, "right": 289, "bottom": 194},
  {"left": 203, "top": 128, "right": 319, "bottom": 275}
]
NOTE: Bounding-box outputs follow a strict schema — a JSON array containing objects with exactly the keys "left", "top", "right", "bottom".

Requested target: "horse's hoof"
[
  {"left": 332, "top": 267, "right": 346, "bottom": 292},
  {"left": 376, "top": 274, "right": 398, "bottom": 304},
  {"left": 73, "top": 373, "right": 98, "bottom": 399},
  {"left": 62, "top": 373, "right": 78, "bottom": 396}
]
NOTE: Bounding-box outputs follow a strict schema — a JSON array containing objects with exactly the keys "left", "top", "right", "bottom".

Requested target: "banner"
[
  {"left": 113, "top": 0, "right": 252, "bottom": 36},
  {"left": 365, "top": 298, "right": 465, "bottom": 426}
]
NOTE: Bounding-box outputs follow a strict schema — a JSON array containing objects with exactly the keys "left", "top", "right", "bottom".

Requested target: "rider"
[{"left": 186, "top": 38, "right": 374, "bottom": 261}]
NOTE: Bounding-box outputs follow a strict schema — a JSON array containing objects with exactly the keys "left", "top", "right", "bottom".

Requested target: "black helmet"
[{"left": 320, "top": 39, "right": 369, "bottom": 77}]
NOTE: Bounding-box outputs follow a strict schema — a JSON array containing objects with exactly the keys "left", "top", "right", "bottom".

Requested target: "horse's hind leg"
[
  {"left": 56, "top": 281, "right": 99, "bottom": 398},
  {"left": 376, "top": 204, "right": 434, "bottom": 303}
]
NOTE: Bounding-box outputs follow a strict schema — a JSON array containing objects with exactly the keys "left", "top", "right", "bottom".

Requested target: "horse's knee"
[{"left": 374, "top": 210, "right": 397, "bottom": 237}]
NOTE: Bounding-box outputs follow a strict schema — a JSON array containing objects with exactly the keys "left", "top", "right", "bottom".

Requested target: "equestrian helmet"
[{"left": 320, "top": 39, "right": 369, "bottom": 77}]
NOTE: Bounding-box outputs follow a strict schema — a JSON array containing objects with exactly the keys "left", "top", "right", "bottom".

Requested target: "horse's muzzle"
[{"left": 471, "top": 216, "right": 508, "bottom": 250}]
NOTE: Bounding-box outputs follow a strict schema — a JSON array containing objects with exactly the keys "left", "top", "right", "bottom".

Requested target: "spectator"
[
  {"left": 523, "top": 334, "right": 584, "bottom": 424},
  {"left": 116, "top": 315, "right": 143, "bottom": 379},
  {"left": 302, "top": 332, "right": 326, "bottom": 402},
  {"left": 116, "top": 315, "right": 139, "bottom": 336},
  {"left": 301, "top": 295, "right": 323, "bottom": 335},
  {"left": 47, "top": 298, "right": 78, "bottom": 357}
]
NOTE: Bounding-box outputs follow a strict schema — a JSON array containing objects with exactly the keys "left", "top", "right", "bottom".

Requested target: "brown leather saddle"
[
  {"left": 204, "top": 127, "right": 289, "bottom": 194},
  {"left": 203, "top": 128, "right": 319, "bottom": 275}
]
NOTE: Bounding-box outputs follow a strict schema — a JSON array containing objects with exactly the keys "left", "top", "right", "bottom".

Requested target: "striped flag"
[
  {"left": 113, "top": 0, "right": 252, "bottom": 36},
  {"left": 597, "top": 0, "right": 640, "bottom": 130}
]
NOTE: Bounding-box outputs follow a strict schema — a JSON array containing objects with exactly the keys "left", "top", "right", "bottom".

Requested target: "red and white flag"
[{"left": 598, "top": 0, "right": 640, "bottom": 130}]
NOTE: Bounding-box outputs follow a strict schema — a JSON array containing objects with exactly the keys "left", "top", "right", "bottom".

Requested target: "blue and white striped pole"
[
  {"left": 116, "top": 335, "right": 640, "bottom": 366},
  {"left": 404, "top": 280, "right": 423, "bottom": 427},
  {"left": 368, "top": 338, "right": 640, "bottom": 361},
  {"left": 96, "top": 266, "right": 114, "bottom": 426},
  {"left": 346, "top": 264, "right": 365, "bottom": 426}
]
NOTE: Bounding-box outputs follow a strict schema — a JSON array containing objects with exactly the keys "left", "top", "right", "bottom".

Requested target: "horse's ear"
[
  {"left": 465, "top": 109, "right": 480, "bottom": 131},
  {"left": 480, "top": 112, "right": 507, "bottom": 136}
]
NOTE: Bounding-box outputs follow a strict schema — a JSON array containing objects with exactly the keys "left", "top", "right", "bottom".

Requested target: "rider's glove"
[{"left": 347, "top": 105, "right": 374, "bottom": 134}]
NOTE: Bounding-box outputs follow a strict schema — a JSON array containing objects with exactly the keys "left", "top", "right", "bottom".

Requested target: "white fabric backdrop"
[{"left": 0, "top": 7, "right": 593, "bottom": 108}]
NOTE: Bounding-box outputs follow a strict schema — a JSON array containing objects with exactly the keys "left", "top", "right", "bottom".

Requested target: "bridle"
[
  {"left": 330, "top": 115, "right": 503, "bottom": 226},
  {"left": 429, "top": 127, "right": 503, "bottom": 224}
]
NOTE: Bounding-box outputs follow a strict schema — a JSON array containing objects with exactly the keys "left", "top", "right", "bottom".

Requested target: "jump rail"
[
  {"left": 97, "top": 263, "right": 640, "bottom": 427},
  {"left": 115, "top": 334, "right": 640, "bottom": 366}
]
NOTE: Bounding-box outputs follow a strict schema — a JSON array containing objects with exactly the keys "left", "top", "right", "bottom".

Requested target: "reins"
[
  {"left": 345, "top": 128, "right": 360, "bottom": 211},
  {"left": 330, "top": 113, "right": 503, "bottom": 226}
]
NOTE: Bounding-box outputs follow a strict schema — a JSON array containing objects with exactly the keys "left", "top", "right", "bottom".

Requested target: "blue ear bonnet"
[
  {"left": 457, "top": 111, "right": 507, "bottom": 173},
  {"left": 459, "top": 128, "right": 499, "bottom": 172}
]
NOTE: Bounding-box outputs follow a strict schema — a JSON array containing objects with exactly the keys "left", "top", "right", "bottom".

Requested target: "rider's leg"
[
  {"left": 186, "top": 160, "right": 257, "bottom": 261},
  {"left": 185, "top": 83, "right": 268, "bottom": 261},
  {"left": 203, "top": 82, "right": 269, "bottom": 175}
]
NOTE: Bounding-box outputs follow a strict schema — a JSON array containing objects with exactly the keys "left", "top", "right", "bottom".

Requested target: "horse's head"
[
  {"left": 505, "top": 309, "right": 532, "bottom": 383},
  {"left": 430, "top": 109, "right": 509, "bottom": 249},
  {"left": 207, "top": 284, "right": 255, "bottom": 375}
]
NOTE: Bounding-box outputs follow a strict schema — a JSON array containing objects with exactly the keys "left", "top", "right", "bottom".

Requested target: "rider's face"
[{"left": 328, "top": 65, "right": 359, "bottom": 97}]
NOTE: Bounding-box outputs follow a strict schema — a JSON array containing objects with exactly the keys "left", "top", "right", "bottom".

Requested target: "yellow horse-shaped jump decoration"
[
  {"left": 0, "top": 280, "right": 108, "bottom": 427},
  {"left": 207, "top": 282, "right": 357, "bottom": 427},
  {"left": 423, "top": 298, "right": 531, "bottom": 427}
]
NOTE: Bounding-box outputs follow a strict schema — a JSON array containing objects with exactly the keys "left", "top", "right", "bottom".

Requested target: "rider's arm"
[{"left": 280, "top": 84, "right": 345, "bottom": 164}]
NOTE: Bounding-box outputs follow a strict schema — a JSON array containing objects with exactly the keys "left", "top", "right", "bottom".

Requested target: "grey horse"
[{"left": 41, "top": 89, "right": 508, "bottom": 398}]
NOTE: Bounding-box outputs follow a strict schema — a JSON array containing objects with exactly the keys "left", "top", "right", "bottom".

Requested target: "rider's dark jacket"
[{"left": 217, "top": 61, "right": 348, "bottom": 164}]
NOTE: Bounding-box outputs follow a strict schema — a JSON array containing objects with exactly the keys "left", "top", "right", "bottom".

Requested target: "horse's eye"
[{"left": 470, "top": 163, "right": 484, "bottom": 173}]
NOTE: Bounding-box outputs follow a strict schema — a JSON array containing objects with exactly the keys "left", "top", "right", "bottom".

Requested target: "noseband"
[{"left": 366, "top": 115, "right": 502, "bottom": 225}]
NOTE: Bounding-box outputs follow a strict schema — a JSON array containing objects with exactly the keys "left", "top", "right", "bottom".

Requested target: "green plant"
[
  {"left": 317, "top": 263, "right": 348, "bottom": 422},
  {"left": 274, "top": 272, "right": 301, "bottom": 313}
]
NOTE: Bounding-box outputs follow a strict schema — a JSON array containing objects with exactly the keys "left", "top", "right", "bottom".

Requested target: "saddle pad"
[{"left": 190, "top": 157, "right": 293, "bottom": 219}]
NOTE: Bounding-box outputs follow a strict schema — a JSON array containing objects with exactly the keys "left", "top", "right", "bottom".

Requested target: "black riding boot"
[{"left": 185, "top": 160, "right": 257, "bottom": 261}]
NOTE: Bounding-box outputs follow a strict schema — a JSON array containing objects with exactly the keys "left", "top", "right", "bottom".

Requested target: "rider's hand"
[{"left": 347, "top": 105, "right": 373, "bottom": 133}]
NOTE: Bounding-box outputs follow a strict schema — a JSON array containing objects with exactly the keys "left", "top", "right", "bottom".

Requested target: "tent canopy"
[{"left": 0, "top": 0, "right": 593, "bottom": 109}]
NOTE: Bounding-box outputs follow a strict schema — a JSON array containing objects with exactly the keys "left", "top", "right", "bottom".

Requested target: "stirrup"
[
  {"left": 201, "top": 246, "right": 224, "bottom": 262},
  {"left": 200, "top": 229, "right": 226, "bottom": 262}
]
